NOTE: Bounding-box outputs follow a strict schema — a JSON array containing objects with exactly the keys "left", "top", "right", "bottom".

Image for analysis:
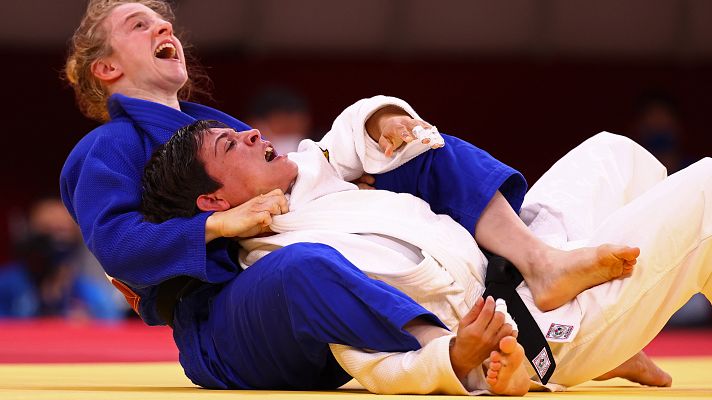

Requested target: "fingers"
[
  {"left": 460, "top": 297, "right": 485, "bottom": 327},
  {"left": 351, "top": 174, "right": 376, "bottom": 190},
  {"left": 354, "top": 174, "right": 375, "bottom": 185},
  {"left": 258, "top": 189, "right": 290, "bottom": 215},
  {"left": 402, "top": 117, "right": 432, "bottom": 132},
  {"left": 379, "top": 135, "right": 398, "bottom": 157},
  {"left": 355, "top": 183, "right": 375, "bottom": 190},
  {"left": 471, "top": 296, "right": 496, "bottom": 331},
  {"left": 214, "top": 189, "right": 291, "bottom": 238},
  {"left": 495, "top": 320, "right": 514, "bottom": 341},
  {"left": 484, "top": 306, "right": 506, "bottom": 338},
  {"left": 398, "top": 124, "right": 416, "bottom": 144},
  {"left": 378, "top": 116, "right": 438, "bottom": 157}
]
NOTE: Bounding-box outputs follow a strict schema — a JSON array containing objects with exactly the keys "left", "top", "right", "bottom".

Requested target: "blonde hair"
[{"left": 64, "top": 0, "right": 208, "bottom": 122}]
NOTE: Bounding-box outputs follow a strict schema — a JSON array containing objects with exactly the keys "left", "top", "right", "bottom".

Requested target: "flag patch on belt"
[
  {"left": 546, "top": 323, "right": 574, "bottom": 340},
  {"left": 533, "top": 347, "right": 552, "bottom": 378}
]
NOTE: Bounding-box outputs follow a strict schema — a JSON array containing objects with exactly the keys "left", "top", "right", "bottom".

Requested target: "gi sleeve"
[
  {"left": 60, "top": 130, "right": 237, "bottom": 290},
  {"left": 316, "top": 95, "right": 434, "bottom": 182},
  {"left": 329, "top": 335, "right": 490, "bottom": 395},
  {"left": 374, "top": 134, "right": 528, "bottom": 234}
]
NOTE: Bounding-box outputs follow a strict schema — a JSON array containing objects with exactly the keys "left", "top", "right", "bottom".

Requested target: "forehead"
[{"left": 106, "top": 3, "right": 161, "bottom": 28}]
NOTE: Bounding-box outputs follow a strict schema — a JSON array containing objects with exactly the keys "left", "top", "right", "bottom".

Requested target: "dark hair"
[{"left": 140, "top": 120, "right": 225, "bottom": 223}]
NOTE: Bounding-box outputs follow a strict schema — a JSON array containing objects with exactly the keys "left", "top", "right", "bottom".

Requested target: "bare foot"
[
  {"left": 525, "top": 244, "right": 640, "bottom": 311},
  {"left": 594, "top": 351, "right": 672, "bottom": 387},
  {"left": 485, "top": 336, "right": 530, "bottom": 396}
]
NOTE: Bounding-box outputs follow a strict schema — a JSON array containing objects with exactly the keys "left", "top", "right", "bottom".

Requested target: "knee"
[
  {"left": 269, "top": 243, "right": 357, "bottom": 283},
  {"left": 698, "top": 157, "right": 712, "bottom": 170},
  {"left": 591, "top": 131, "right": 632, "bottom": 145},
  {"left": 684, "top": 157, "right": 712, "bottom": 178}
]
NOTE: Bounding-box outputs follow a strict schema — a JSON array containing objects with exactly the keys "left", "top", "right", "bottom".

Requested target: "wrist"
[
  {"left": 449, "top": 338, "right": 471, "bottom": 379},
  {"left": 205, "top": 213, "right": 223, "bottom": 243}
]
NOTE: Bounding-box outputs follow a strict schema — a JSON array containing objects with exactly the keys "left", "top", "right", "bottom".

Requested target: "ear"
[
  {"left": 91, "top": 58, "right": 123, "bottom": 82},
  {"left": 196, "top": 193, "right": 231, "bottom": 212}
]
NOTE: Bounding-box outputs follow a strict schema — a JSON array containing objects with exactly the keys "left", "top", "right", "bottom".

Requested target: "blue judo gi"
[{"left": 60, "top": 94, "right": 527, "bottom": 389}]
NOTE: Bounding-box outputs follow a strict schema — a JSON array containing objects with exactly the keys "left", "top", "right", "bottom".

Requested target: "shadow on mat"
[{"left": 20, "top": 386, "right": 370, "bottom": 395}]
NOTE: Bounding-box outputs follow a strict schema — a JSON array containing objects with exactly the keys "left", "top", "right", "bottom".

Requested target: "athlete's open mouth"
[
  {"left": 265, "top": 146, "right": 277, "bottom": 162},
  {"left": 154, "top": 42, "right": 178, "bottom": 60}
]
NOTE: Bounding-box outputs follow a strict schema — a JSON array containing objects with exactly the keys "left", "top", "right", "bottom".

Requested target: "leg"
[
  {"left": 521, "top": 131, "right": 667, "bottom": 243},
  {"left": 498, "top": 132, "right": 666, "bottom": 310},
  {"left": 174, "top": 243, "right": 443, "bottom": 390},
  {"left": 379, "top": 133, "right": 649, "bottom": 310},
  {"left": 549, "top": 158, "right": 712, "bottom": 386},
  {"left": 475, "top": 191, "right": 640, "bottom": 310}
]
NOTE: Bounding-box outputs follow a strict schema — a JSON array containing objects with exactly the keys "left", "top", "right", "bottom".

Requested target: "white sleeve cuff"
[{"left": 329, "top": 335, "right": 491, "bottom": 395}]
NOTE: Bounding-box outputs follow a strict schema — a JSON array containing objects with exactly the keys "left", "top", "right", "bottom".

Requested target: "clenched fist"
[
  {"left": 205, "top": 188, "right": 289, "bottom": 241},
  {"left": 365, "top": 105, "right": 434, "bottom": 157}
]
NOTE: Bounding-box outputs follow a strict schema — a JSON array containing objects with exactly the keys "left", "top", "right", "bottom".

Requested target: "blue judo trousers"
[{"left": 173, "top": 134, "right": 527, "bottom": 390}]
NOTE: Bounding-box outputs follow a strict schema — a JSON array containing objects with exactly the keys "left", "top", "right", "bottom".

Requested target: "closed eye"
[
  {"left": 226, "top": 140, "right": 236, "bottom": 152},
  {"left": 133, "top": 19, "right": 148, "bottom": 30}
]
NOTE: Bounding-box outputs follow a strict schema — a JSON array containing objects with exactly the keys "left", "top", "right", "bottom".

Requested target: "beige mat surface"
[{"left": 1, "top": 357, "right": 711, "bottom": 399}]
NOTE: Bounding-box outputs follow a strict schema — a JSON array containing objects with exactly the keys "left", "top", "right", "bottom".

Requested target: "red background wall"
[{"left": 1, "top": 50, "right": 710, "bottom": 262}]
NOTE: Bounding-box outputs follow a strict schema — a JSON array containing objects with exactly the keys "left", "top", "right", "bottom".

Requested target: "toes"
[
  {"left": 490, "top": 350, "right": 502, "bottom": 363},
  {"left": 486, "top": 376, "right": 498, "bottom": 386},
  {"left": 487, "top": 368, "right": 500, "bottom": 379},
  {"left": 489, "top": 360, "right": 502, "bottom": 372},
  {"left": 499, "top": 336, "right": 518, "bottom": 354}
]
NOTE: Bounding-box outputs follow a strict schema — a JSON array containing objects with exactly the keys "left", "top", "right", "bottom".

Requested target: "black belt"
[
  {"left": 481, "top": 251, "right": 556, "bottom": 384},
  {"left": 155, "top": 276, "right": 203, "bottom": 327}
]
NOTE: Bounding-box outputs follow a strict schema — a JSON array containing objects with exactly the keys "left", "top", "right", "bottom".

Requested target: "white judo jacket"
[{"left": 235, "top": 96, "right": 586, "bottom": 394}]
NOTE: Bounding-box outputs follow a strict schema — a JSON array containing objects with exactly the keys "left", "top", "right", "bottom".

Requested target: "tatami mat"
[{"left": 1, "top": 357, "right": 711, "bottom": 399}]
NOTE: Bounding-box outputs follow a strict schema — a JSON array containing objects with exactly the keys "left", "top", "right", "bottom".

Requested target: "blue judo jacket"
[
  {"left": 60, "top": 93, "right": 528, "bottom": 327},
  {"left": 60, "top": 94, "right": 251, "bottom": 325}
]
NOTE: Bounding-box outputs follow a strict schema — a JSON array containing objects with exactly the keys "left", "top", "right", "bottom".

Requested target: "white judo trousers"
[
  {"left": 327, "top": 132, "right": 712, "bottom": 394},
  {"left": 521, "top": 133, "right": 712, "bottom": 386}
]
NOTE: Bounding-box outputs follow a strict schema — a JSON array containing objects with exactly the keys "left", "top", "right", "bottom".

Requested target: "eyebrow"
[
  {"left": 123, "top": 11, "right": 150, "bottom": 26},
  {"left": 213, "top": 132, "right": 229, "bottom": 157}
]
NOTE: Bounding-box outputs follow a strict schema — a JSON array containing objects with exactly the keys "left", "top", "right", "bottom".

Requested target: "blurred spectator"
[
  {"left": 0, "top": 198, "right": 126, "bottom": 320},
  {"left": 630, "top": 92, "right": 712, "bottom": 327},
  {"left": 631, "top": 91, "right": 693, "bottom": 174},
  {"left": 245, "top": 87, "right": 313, "bottom": 154}
]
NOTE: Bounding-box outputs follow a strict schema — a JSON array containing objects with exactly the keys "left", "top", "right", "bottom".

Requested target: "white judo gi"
[{"left": 240, "top": 96, "right": 712, "bottom": 394}]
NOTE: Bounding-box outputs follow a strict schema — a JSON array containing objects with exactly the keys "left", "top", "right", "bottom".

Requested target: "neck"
[{"left": 112, "top": 87, "right": 181, "bottom": 111}]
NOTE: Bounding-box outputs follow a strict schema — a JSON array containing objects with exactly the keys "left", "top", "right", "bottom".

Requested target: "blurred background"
[{"left": 0, "top": 0, "right": 710, "bottom": 323}]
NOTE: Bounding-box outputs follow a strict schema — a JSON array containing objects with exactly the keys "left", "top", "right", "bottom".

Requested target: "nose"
[
  {"left": 156, "top": 19, "right": 173, "bottom": 37},
  {"left": 240, "top": 129, "right": 262, "bottom": 145}
]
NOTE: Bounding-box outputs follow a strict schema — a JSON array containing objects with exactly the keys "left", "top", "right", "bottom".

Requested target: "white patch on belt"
[
  {"left": 533, "top": 347, "right": 551, "bottom": 378},
  {"left": 546, "top": 323, "right": 574, "bottom": 340}
]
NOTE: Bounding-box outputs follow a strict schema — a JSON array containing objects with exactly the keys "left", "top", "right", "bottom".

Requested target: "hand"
[
  {"left": 365, "top": 105, "right": 433, "bottom": 157},
  {"left": 449, "top": 296, "right": 515, "bottom": 379},
  {"left": 205, "top": 189, "right": 289, "bottom": 241},
  {"left": 351, "top": 173, "right": 375, "bottom": 190}
]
